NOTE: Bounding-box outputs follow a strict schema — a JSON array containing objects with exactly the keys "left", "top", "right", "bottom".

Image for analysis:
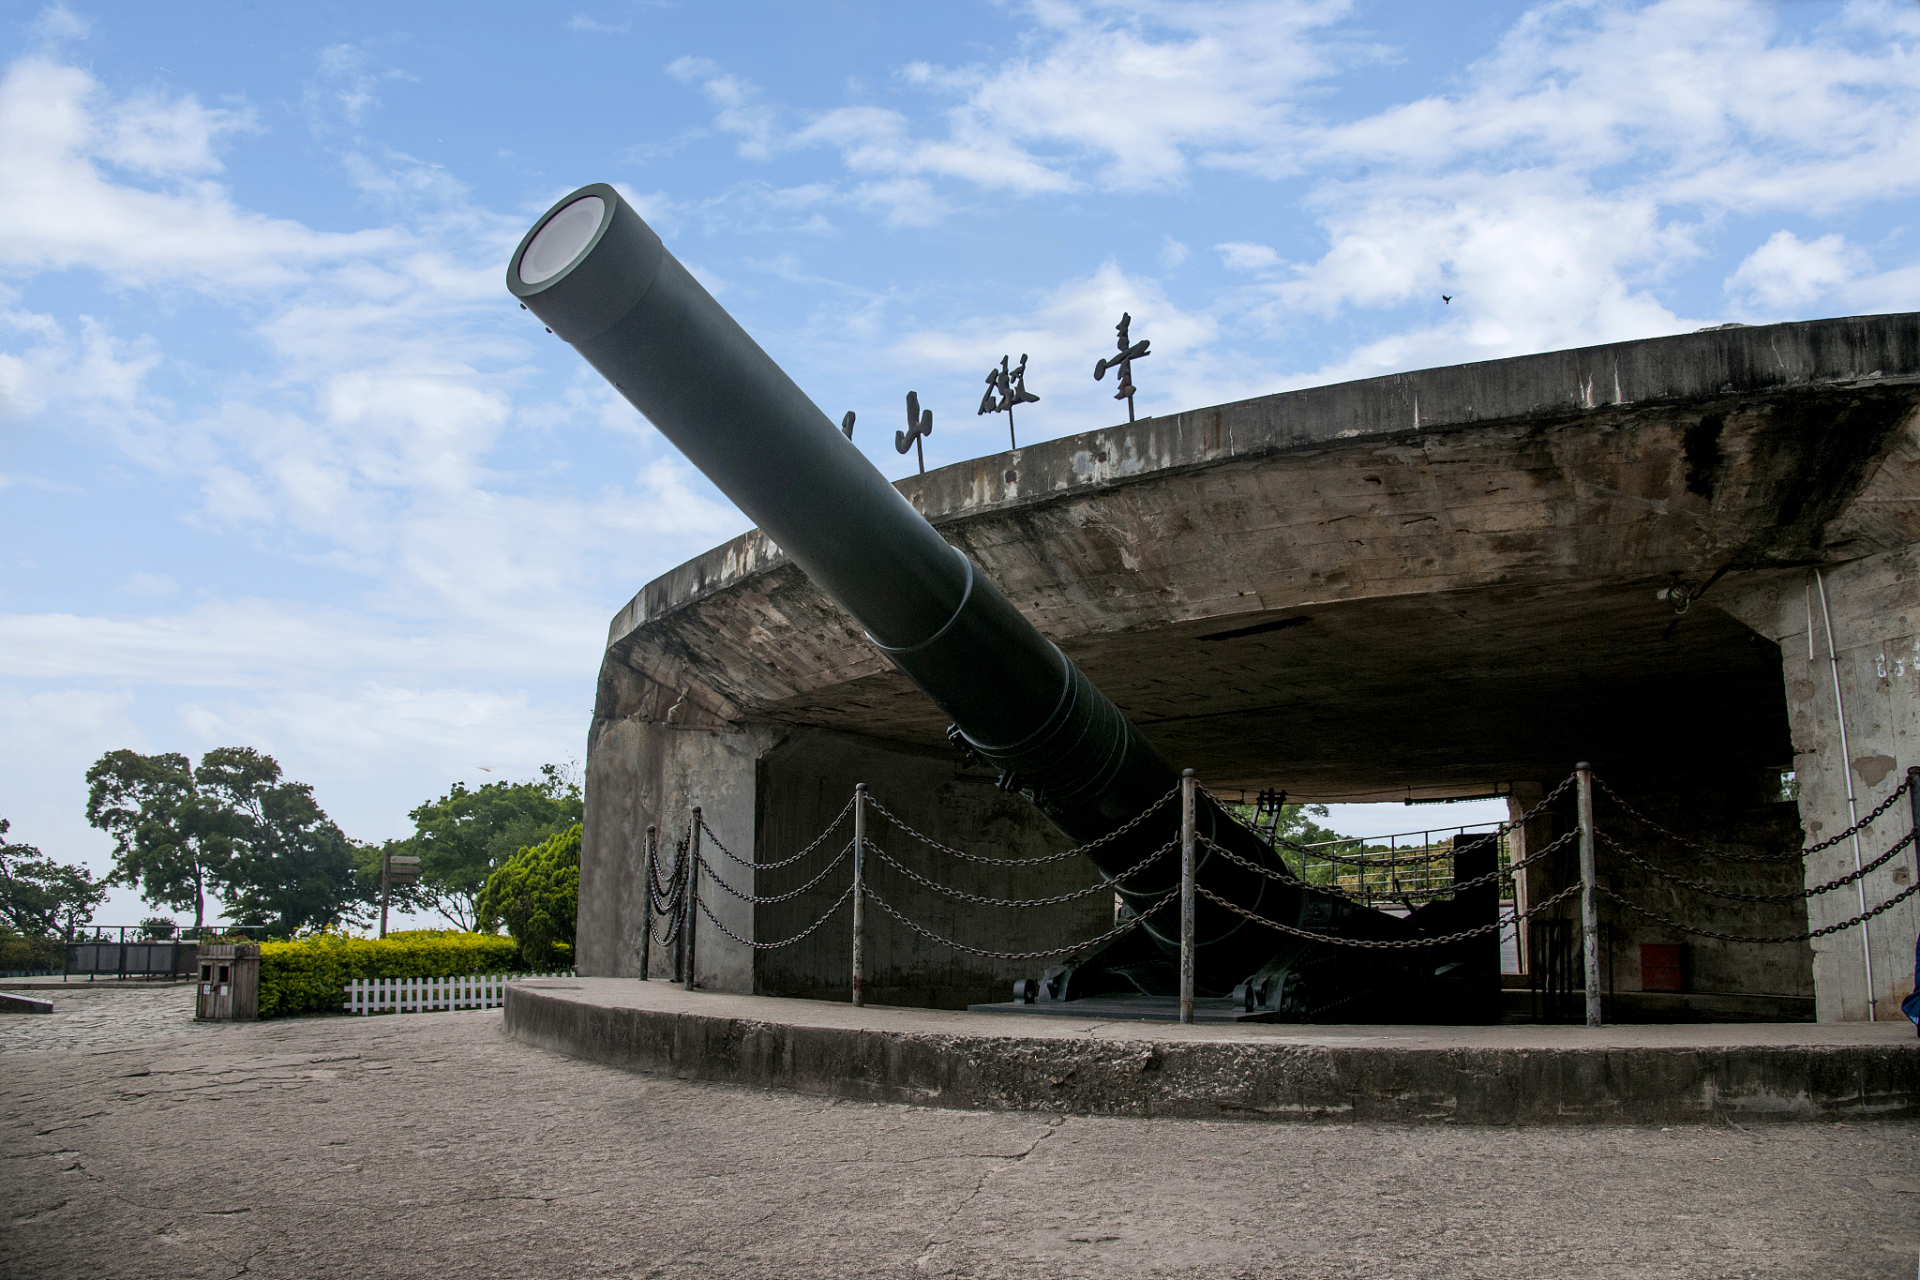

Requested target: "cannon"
[{"left": 507, "top": 185, "right": 1498, "bottom": 1021}]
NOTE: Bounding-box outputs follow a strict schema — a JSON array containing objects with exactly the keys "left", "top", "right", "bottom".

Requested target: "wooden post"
[
  {"left": 684, "top": 806, "right": 701, "bottom": 992},
  {"left": 1576, "top": 762, "right": 1601, "bottom": 1027},
  {"left": 1180, "top": 769, "right": 1197, "bottom": 1025},
  {"left": 640, "top": 824, "right": 656, "bottom": 982},
  {"left": 852, "top": 784, "right": 867, "bottom": 1007},
  {"left": 379, "top": 851, "right": 390, "bottom": 940}
]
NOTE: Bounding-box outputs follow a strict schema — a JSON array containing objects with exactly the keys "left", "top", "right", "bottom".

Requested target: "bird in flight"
[{"left": 1441, "top": 295, "right": 1452, "bottom": 304}]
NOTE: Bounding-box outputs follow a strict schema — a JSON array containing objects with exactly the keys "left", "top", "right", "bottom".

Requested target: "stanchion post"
[
  {"left": 852, "top": 783, "right": 867, "bottom": 1008},
  {"left": 1576, "top": 762, "right": 1601, "bottom": 1027},
  {"left": 640, "top": 824, "right": 656, "bottom": 982},
  {"left": 684, "top": 805, "right": 701, "bottom": 992},
  {"left": 1180, "top": 768, "right": 1197, "bottom": 1025}
]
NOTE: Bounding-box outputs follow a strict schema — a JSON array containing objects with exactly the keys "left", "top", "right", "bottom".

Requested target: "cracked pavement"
[{"left": 3, "top": 985, "right": 1918, "bottom": 1279}]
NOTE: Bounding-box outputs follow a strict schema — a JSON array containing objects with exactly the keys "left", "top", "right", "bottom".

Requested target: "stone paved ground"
[{"left": 2, "top": 986, "right": 1917, "bottom": 1280}]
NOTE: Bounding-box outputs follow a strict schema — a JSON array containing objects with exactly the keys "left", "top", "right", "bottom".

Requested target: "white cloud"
[
  {"left": 1725, "top": 231, "right": 1872, "bottom": 318},
  {"left": 0, "top": 58, "right": 393, "bottom": 288},
  {"left": 568, "top": 15, "right": 631, "bottom": 35},
  {"left": 667, "top": 55, "right": 782, "bottom": 160}
]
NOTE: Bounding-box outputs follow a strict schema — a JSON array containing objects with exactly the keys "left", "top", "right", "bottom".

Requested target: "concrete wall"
[
  {"left": 579, "top": 718, "right": 777, "bottom": 990},
  {"left": 1720, "top": 549, "right": 1920, "bottom": 1021},
  {"left": 751, "top": 730, "right": 1106, "bottom": 1008},
  {"left": 581, "top": 720, "right": 1109, "bottom": 1007}
]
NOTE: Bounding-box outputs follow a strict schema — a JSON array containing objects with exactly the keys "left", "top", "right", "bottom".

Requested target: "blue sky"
[{"left": 2, "top": 0, "right": 1916, "bottom": 926}]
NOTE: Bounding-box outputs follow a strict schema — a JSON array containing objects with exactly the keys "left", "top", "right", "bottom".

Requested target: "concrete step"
[{"left": 505, "top": 978, "right": 1918, "bottom": 1126}]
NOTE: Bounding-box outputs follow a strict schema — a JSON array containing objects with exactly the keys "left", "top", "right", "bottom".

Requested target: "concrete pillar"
[
  {"left": 579, "top": 719, "right": 773, "bottom": 990},
  {"left": 1719, "top": 549, "right": 1920, "bottom": 1021}
]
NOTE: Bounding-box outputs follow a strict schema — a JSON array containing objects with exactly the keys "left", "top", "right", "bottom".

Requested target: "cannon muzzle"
[{"left": 509, "top": 185, "right": 1431, "bottom": 1006}]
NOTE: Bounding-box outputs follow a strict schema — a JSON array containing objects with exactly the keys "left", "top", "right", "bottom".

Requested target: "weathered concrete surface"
[
  {"left": 596, "top": 314, "right": 1920, "bottom": 795},
  {"left": 752, "top": 728, "right": 1105, "bottom": 1008},
  {"left": 1719, "top": 545, "right": 1920, "bottom": 1022},
  {"left": 7, "top": 984, "right": 1920, "bottom": 1279},
  {"left": 0, "top": 991, "right": 51, "bottom": 1013},
  {"left": 505, "top": 979, "right": 1920, "bottom": 1126}
]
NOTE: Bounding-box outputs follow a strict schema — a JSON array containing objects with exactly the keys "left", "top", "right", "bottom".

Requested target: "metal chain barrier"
[
  {"left": 1194, "top": 880, "right": 1583, "bottom": 949},
  {"left": 643, "top": 833, "right": 686, "bottom": 946},
  {"left": 1597, "top": 879, "right": 1920, "bottom": 945},
  {"left": 867, "top": 838, "right": 1176, "bottom": 908},
  {"left": 1599, "top": 828, "right": 1916, "bottom": 902},
  {"left": 701, "top": 797, "right": 855, "bottom": 872},
  {"left": 697, "top": 844, "right": 853, "bottom": 905},
  {"left": 695, "top": 884, "right": 854, "bottom": 951},
  {"left": 865, "top": 784, "right": 1180, "bottom": 866},
  {"left": 863, "top": 882, "right": 1181, "bottom": 961},
  {"left": 1593, "top": 772, "right": 1911, "bottom": 862}
]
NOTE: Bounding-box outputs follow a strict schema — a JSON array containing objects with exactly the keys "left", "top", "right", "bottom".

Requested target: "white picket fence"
[{"left": 342, "top": 972, "right": 572, "bottom": 1016}]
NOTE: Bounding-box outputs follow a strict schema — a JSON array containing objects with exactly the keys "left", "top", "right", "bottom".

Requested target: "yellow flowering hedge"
[{"left": 258, "top": 929, "right": 521, "bottom": 1019}]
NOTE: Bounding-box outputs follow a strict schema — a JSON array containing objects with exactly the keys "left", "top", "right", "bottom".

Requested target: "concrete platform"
[{"left": 504, "top": 977, "right": 1919, "bottom": 1126}]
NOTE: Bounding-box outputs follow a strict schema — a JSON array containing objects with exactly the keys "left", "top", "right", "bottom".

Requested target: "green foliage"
[
  {"left": 204, "top": 748, "right": 365, "bottom": 937},
  {"left": 475, "top": 824, "right": 580, "bottom": 971},
  {"left": 374, "top": 764, "right": 582, "bottom": 930},
  {"left": 257, "top": 930, "right": 523, "bottom": 1019},
  {"left": 1229, "top": 801, "right": 1352, "bottom": 887},
  {"left": 86, "top": 747, "right": 369, "bottom": 936},
  {"left": 0, "top": 929, "right": 65, "bottom": 973},
  {"left": 0, "top": 818, "right": 109, "bottom": 938}
]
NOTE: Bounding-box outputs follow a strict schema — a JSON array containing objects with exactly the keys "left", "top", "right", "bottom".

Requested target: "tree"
[
  {"left": 86, "top": 746, "right": 368, "bottom": 936},
  {"left": 376, "top": 764, "right": 582, "bottom": 930},
  {"left": 0, "top": 819, "right": 108, "bottom": 939},
  {"left": 85, "top": 750, "right": 225, "bottom": 930},
  {"left": 199, "top": 747, "right": 368, "bottom": 936},
  {"left": 475, "top": 824, "right": 579, "bottom": 970},
  {"left": 1230, "top": 799, "right": 1353, "bottom": 888}
]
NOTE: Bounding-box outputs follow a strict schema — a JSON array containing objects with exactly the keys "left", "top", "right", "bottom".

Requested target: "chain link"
[
  {"left": 867, "top": 838, "right": 1176, "bottom": 909},
  {"left": 1597, "top": 880, "right": 1920, "bottom": 944},
  {"left": 1599, "top": 829, "right": 1917, "bottom": 902},
  {"left": 693, "top": 885, "right": 854, "bottom": 951},
  {"left": 701, "top": 797, "right": 855, "bottom": 872},
  {"left": 697, "top": 845, "right": 852, "bottom": 905},
  {"left": 1594, "top": 772, "right": 1911, "bottom": 862},
  {"left": 865, "top": 784, "right": 1181, "bottom": 866},
  {"left": 863, "top": 883, "right": 1181, "bottom": 961},
  {"left": 1195, "top": 880, "right": 1584, "bottom": 949}
]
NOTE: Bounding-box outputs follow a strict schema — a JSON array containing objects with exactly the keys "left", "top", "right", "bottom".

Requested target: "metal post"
[
  {"left": 1815, "top": 568, "right": 1877, "bottom": 1020},
  {"left": 380, "top": 852, "right": 390, "bottom": 940},
  {"left": 684, "top": 806, "right": 701, "bottom": 992},
  {"left": 852, "top": 784, "right": 867, "bottom": 1008},
  {"left": 1576, "top": 761, "right": 1601, "bottom": 1027},
  {"left": 1180, "top": 769, "right": 1197, "bottom": 1025},
  {"left": 640, "top": 825, "right": 656, "bottom": 982}
]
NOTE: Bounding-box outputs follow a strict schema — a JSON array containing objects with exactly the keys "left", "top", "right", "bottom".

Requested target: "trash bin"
[{"left": 195, "top": 943, "right": 260, "bottom": 1021}]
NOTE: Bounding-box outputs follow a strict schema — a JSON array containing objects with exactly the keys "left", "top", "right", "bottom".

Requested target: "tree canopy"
[
  {"left": 85, "top": 747, "right": 367, "bottom": 935},
  {"left": 372, "top": 764, "right": 582, "bottom": 931},
  {"left": 0, "top": 818, "right": 108, "bottom": 939},
  {"left": 475, "top": 822, "right": 579, "bottom": 970}
]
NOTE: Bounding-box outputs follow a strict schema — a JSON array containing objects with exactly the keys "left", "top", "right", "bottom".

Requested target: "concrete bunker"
[{"left": 575, "top": 313, "right": 1920, "bottom": 1024}]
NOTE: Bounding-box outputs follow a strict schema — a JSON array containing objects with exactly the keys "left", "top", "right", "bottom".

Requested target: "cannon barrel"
[{"left": 508, "top": 184, "right": 1416, "bottom": 1000}]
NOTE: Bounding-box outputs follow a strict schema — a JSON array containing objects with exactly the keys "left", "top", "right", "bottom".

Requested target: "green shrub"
[
  {"left": 474, "top": 824, "right": 579, "bottom": 971},
  {"left": 0, "top": 930, "right": 63, "bottom": 973},
  {"left": 257, "top": 930, "right": 521, "bottom": 1018}
]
